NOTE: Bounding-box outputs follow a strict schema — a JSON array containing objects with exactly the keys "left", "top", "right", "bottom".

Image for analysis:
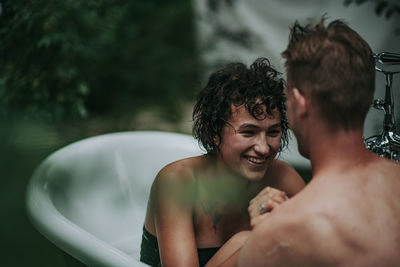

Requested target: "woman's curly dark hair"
[{"left": 192, "top": 57, "right": 289, "bottom": 154}]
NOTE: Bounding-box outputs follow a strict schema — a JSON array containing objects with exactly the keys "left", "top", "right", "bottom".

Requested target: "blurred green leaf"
[{"left": 0, "top": 0, "right": 199, "bottom": 122}]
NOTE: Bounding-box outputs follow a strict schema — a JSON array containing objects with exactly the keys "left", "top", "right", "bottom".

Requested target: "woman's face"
[{"left": 216, "top": 104, "right": 282, "bottom": 181}]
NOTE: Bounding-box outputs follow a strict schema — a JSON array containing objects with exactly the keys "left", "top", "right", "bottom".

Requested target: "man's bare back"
[
  {"left": 294, "top": 156, "right": 400, "bottom": 266},
  {"left": 241, "top": 156, "right": 400, "bottom": 267}
]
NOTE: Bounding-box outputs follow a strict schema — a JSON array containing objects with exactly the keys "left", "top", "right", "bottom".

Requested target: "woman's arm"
[
  {"left": 151, "top": 163, "right": 199, "bottom": 267},
  {"left": 205, "top": 231, "right": 250, "bottom": 267}
]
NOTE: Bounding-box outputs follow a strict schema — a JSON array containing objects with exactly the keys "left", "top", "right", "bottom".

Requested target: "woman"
[{"left": 140, "top": 58, "right": 305, "bottom": 267}]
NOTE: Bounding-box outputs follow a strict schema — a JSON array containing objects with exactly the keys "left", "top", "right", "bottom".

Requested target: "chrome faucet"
[{"left": 364, "top": 52, "right": 400, "bottom": 162}]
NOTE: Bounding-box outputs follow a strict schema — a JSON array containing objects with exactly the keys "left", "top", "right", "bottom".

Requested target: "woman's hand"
[{"left": 248, "top": 186, "right": 288, "bottom": 228}]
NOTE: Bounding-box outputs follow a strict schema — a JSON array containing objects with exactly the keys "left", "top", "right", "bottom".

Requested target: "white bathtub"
[{"left": 26, "top": 131, "right": 309, "bottom": 266}]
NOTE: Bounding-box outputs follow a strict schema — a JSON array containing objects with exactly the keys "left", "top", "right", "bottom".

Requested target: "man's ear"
[{"left": 293, "top": 88, "right": 308, "bottom": 118}]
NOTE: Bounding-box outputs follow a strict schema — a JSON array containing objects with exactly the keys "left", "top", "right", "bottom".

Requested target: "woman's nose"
[{"left": 253, "top": 134, "right": 270, "bottom": 155}]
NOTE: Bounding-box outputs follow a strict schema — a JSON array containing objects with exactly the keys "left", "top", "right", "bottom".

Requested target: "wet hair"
[
  {"left": 192, "top": 57, "right": 288, "bottom": 154},
  {"left": 282, "top": 17, "right": 375, "bottom": 130}
]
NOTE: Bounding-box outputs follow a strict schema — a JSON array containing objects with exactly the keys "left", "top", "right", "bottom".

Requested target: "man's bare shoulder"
[
  {"left": 241, "top": 175, "right": 369, "bottom": 266},
  {"left": 239, "top": 198, "right": 324, "bottom": 266},
  {"left": 372, "top": 156, "right": 400, "bottom": 179}
]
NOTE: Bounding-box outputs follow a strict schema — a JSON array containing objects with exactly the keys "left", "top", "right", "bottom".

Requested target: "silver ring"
[{"left": 259, "top": 203, "right": 265, "bottom": 214}]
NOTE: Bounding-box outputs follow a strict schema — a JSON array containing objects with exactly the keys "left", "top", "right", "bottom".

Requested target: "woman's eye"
[
  {"left": 268, "top": 130, "right": 281, "bottom": 136},
  {"left": 241, "top": 131, "right": 254, "bottom": 135}
]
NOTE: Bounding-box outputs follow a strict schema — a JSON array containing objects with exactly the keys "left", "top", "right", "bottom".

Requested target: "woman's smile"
[
  {"left": 243, "top": 156, "right": 267, "bottom": 166},
  {"left": 217, "top": 104, "right": 282, "bottom": 181}
]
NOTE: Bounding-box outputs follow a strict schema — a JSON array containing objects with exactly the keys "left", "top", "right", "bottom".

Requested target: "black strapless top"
[{"left": 140, "top": 226, "right": 220, "bottom": 267}]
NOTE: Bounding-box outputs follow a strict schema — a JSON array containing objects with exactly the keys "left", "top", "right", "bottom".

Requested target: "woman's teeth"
[{"left": 245, "top": 156, "right": 266, "bottom": 164}]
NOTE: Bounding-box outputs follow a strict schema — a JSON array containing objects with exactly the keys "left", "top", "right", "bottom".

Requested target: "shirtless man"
[{"left": 238, "top": 18, "right": 400, "bottom": 266}]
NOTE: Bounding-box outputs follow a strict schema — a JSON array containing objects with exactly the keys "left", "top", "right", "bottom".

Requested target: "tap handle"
[
  {"left": 374, "top": 52, "right": 400, "bottom": 65},
  {"left": 373, "top": 99, "right": 385, "bottom": 111}
]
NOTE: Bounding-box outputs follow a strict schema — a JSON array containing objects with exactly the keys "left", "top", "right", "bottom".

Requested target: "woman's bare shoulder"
[
  {"left": 148, "top": 156, "right": 207, "bottom": 214},
  {"left": 266, "top": 159, "right": 298, "bottom": 180},
  {"left": 154, "top": 155, "right": 206, "bottom": 185},
  {"left": 270, "top": 158, "right": 296, "bottom": 171},
  {"left": 264, "top": 159, "right": 306, "bottom": 196}
]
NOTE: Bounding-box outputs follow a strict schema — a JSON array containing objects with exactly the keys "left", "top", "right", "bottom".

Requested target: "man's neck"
[{"left": 307, "top": 127, "right": 376, "bottom": 177}]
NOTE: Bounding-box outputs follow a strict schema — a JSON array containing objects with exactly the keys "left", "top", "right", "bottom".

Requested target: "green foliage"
[
  {"left": 206, "top": 0, "right": 236, "bottom": 12},
  {"left": 0, "top": 0, "right": 199, "bottom": 122}
]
